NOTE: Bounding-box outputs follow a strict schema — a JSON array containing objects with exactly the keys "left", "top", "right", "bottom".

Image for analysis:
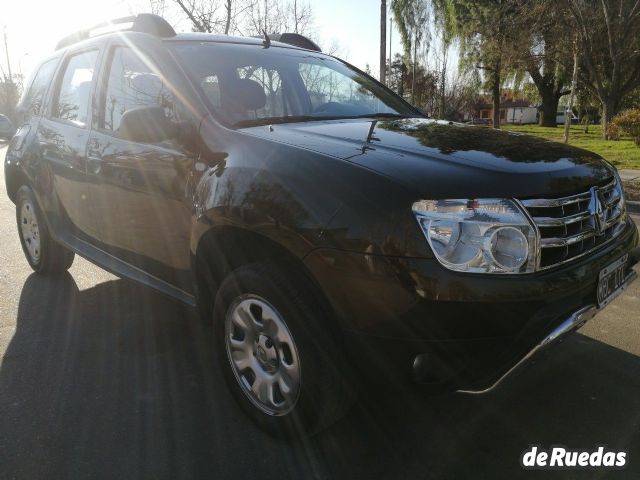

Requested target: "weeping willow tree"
[
  {"left": 392, "top": 0, "right": 522, "bottom": 125},
  {"left": 432, "top": 0, "right": 456, "bottom": 118},
  {"left": 446, "top": 0, "right": 521, "bottom": 128},
  {"left": 390, "top": 0, "right": 430, "bottom": 104}
]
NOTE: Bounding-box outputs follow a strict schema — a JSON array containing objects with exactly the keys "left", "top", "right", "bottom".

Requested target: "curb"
[{"left": 628, "top": 201, "right": 640, "bottom": 214}]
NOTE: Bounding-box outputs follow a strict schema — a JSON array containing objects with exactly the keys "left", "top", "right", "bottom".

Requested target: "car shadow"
[{"left": 1, "top": 273, "right": 640, "bottom": 479}]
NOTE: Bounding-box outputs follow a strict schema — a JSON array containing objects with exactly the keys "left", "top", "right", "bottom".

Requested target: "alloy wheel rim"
[
  {"left": 224, "top": 294, "right": 301, "bottom": 416},
  {"left": 20, "top": 201, "right": 41, "bottom": 263}
]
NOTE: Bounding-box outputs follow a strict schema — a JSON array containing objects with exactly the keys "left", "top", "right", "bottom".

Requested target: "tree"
[
  {"left": 449, "top": 0, "right": 521, "bottom": 129},
  {"left": 513, "top": 0, "right": 573, "bottom": 127},
  {"left": 406, "top": 63, "right": 439, "bottom": 113},
  {"left": 568, "top": 0, "right": 640, "bottom": 138},
  {"left": 149, "top": 0, "right": 167, "bottom": 15},
  {"left": 391, "top": 0, "right": 430, "bottom": 104},
  {"left": 240, "top": 0, "right": 313, "bottom": 36},
  {"left": 442, "top": 71, "right": 484, "bottom": 121},
  {"left": 432, "top": 0, "right": 457, "bottom": 119},
  {"left": 387, "top": 53, "right": 407, "bottom": 97},
  {"left": 170, "top": 0, "right": 313, "bottom": 36},
  {"left": 173, "top": 0, "right": 237, "bottom": 34},
  {"left": 576, "top": 85, "right": 600, "bottom": 132},
  {"left": 0, "top": 29, "right": 22, "bottom": 123},
  {"left": 0, "top": 77, "right": 21, "bottom": 123},
  {"left": 431, "top": 36, "right": 451, "bottom": 119}
]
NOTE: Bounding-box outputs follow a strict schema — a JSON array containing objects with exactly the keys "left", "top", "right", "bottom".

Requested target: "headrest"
[
  {"left": 224, "top": 78, "right": 267, "bottom": 111},
  {"left": 131, "top": 73, "right": 164, "bottom": 101},
  {"left": 75, "top": 81, "right": 92, "bottom": 96}
]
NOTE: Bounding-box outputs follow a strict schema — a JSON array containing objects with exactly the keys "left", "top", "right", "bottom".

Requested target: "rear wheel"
[
  {"left": 212, "top": 261, "right": 357, "bottom": 437},
  {"left": 16, "top": 186, "right": 75, "bottom": 273}
]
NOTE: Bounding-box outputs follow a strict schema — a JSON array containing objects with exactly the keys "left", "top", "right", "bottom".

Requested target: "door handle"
[{"left": 39, "top": 140, "right": 63, "bottom": 161}]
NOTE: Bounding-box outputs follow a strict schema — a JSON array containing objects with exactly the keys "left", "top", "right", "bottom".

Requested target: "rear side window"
[
  {"left": 20, "top": 58, "right": 58, "bottom": 117},
  {"left": 102, "top": 47, "right": 176, "bottom": 132},
  {"left": 52, "top": 50, "right": 98, "bottom": 127}
]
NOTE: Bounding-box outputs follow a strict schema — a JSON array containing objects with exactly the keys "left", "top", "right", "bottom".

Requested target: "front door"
[{"left": 86, "top": 43, "right": 196, "bottom": 292}]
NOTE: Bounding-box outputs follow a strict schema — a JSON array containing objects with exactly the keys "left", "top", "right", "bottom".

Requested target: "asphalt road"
[{"left": 1, "top": 142, "right": 640, "bottom": 480}]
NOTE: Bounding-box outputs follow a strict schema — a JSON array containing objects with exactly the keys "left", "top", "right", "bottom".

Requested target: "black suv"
[{"left": 5, "top": 14, "right": 639, "bottom": 435}]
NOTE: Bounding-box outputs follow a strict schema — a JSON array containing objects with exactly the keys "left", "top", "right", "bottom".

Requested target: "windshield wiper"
[
  {"left": 347, "top": 113, "right": 410, "bottom": 119},
  {"left": 233, "top": 115, "right": 344, "bottom": 128},
  {"left": 233, "top": 113, "right": 412, "bottom": 128}
]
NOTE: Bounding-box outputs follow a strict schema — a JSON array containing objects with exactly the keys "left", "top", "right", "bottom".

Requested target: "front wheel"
[
  {"left": 212, "top": 261, "right": 357, "bottom": 437},
  {"left": 16, "top": 186, "right": 75, "bottom": 273}
]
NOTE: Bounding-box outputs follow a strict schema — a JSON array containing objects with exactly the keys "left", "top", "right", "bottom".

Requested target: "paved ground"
[
  {"left": 1, "top": 142, "right": 640, "bottom": 479},
  {"left": 619, "top": 169, "right": 640, "bottom": 182}
]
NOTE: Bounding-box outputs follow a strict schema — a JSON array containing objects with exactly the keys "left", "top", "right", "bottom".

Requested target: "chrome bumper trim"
[{"left": 457, "top": 270, "right": 638, "bottom": 395}]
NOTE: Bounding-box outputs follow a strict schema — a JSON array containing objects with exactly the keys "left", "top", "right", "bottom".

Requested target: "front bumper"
[
  {"left": 304, "top": 217, "right": 639, "bottom": 391},
  {"left": 458, "top": 268, "right": 637, "bottom": 393}
]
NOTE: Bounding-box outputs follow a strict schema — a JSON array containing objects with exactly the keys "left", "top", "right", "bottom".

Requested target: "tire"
[
  {"left": 16, "top": 186, "right": 75, "bottom": 274},
  {"left": 212, "top": 260, "right": 357, "bottom": 437}
]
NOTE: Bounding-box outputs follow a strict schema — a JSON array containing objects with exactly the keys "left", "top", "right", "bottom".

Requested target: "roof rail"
[
  {"left": 262, "top": 33, "right": 322, "bottom": 52},
  {"left": 55, "top": 14, "right": 176, "bottom": 51}
]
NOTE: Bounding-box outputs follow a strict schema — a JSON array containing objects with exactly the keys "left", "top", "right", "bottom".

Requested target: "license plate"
[{"left": 597, "top": 254, "right": 629, "bottom": 308}]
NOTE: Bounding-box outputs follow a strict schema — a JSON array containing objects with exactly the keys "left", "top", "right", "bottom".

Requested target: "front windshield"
[{"left": 171, "top": 41, "right": 418, "bottom": 127}]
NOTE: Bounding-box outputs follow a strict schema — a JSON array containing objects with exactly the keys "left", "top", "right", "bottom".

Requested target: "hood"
[{"left": 240, "top": 118, "right": 614, "bottom": 199}]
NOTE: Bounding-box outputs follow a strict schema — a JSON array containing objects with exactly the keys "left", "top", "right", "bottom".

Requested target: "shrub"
[
  {"left": 606, "top": 122, "right": 621, "bottom": 141},
  {"left": 612, "top": 108, "right": 640, "bottom": 145}
]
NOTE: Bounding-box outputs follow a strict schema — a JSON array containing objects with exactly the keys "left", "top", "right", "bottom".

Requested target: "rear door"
[
  {"left": 37, "top": 48, "right": 101, "bottom": 241},
  {"left": 86, "top": 40, "right": 197, "bottom": 292}
]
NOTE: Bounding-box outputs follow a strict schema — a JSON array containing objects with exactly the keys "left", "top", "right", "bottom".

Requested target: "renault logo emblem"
[{"left": 588, "top": 186, "right": 606, "bottom": 235}]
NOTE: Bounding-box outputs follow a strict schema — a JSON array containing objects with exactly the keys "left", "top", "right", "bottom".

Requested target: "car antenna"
[{"left": 262, "top": 29, "right": 271, "bottom": 48}]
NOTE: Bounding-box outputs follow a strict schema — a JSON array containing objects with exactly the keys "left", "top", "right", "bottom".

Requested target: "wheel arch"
[
  {"left": 5, "top": 165, "right": 31, "bottom": 204},
  {"left": 194, "top": 225, "right": 333, "bottom": 321}
]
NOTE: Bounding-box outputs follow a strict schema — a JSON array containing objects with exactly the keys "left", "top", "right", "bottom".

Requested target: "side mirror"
[{"left": 119, "top": 104, "right": 177, "bottom": 143}]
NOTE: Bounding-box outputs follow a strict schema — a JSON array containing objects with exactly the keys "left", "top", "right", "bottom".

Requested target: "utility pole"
[
  {"left": 379, "top": 0, "right": 386, "bottom": 84},
  {"left": 389, "top": 17, "right": 393, "bottom": 89},
  {"left": 3, "top": 26, "right": 16, "bottom": 123},
  {"left": 3, "top": 27, "right": 12, "bottom": 82},
  {"left": 411, "top": 30, "right": 416, "bottom": 104}
]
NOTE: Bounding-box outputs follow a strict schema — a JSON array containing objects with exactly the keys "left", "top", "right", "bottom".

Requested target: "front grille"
[{"left": 520, "top": 178, "right": 627, "bottom": 270}]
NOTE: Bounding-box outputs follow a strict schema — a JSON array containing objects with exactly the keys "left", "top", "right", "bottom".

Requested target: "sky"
[{"left": 1, "top": 0, "right": 407, "bottom": 82}]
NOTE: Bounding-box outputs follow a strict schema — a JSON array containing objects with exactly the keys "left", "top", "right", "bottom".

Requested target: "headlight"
[{"left": 412, "top": 199, "right": 538, "bottom": 274}]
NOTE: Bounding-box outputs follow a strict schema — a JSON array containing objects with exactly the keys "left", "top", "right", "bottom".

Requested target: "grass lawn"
[{"left": 502, "top": 124, "right": 640, "bottom": 170}]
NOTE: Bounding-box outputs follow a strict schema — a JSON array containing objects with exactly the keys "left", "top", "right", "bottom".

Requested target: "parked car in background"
[
  {"left": 4, "top": 14, "right": 639, "bottom": 438},
  {"left": 556, "top": 110, "right": 579, "bottom": 125},
  {"left": 0, "top": 114, "right": 15, "bottom": 140}
]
